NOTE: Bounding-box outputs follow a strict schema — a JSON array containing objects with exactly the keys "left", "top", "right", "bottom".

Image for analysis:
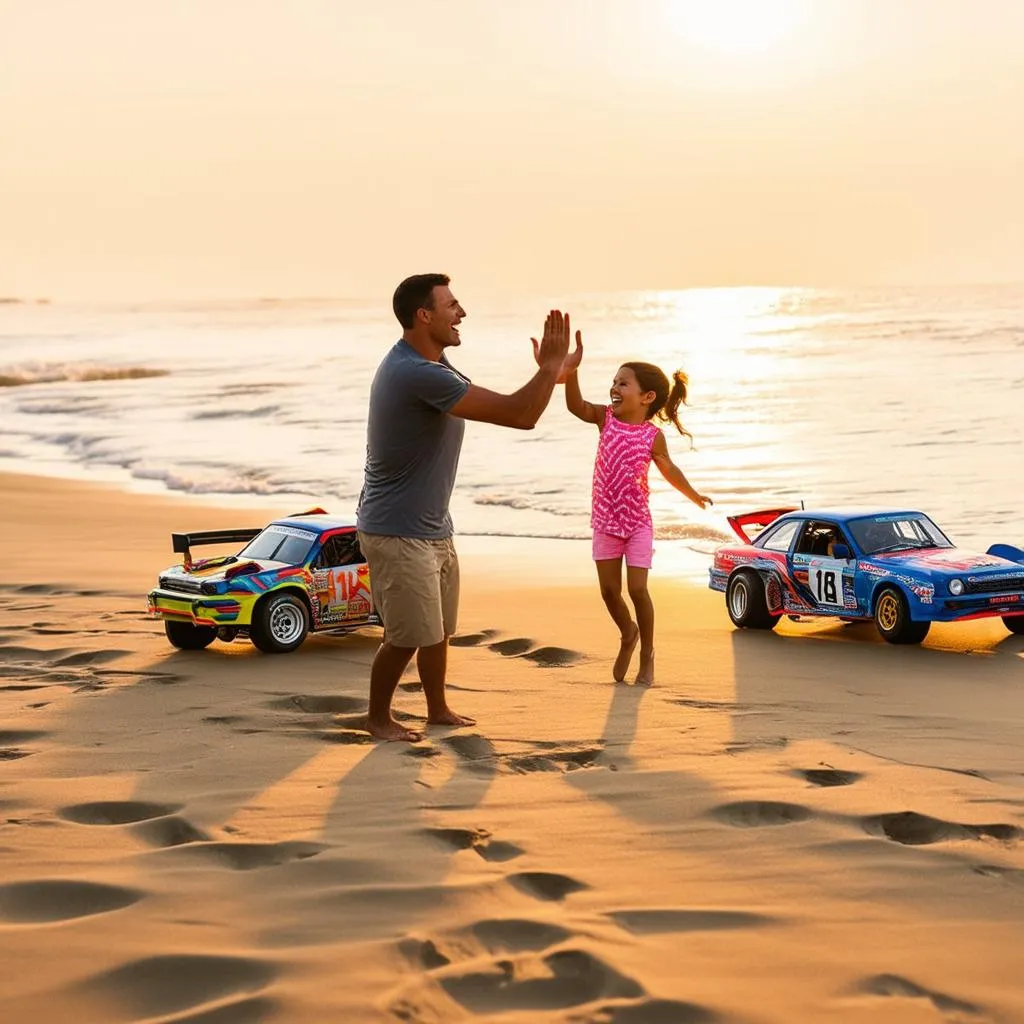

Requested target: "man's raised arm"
[{"left": 448, "top": 311, "right": 572, "bottom": 430}]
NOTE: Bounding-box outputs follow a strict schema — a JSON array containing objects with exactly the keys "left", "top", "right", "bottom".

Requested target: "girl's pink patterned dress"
[{"left": 591, "top": 407, "right": 661, "bottom": 538}]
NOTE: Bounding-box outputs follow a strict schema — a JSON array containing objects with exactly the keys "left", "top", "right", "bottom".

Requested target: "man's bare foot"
[
  {"left": 613, "top": 623, "right": 639, "bottom": 682},
  {"left": 366, "top": 717, "right": 422, "bottom": 742},
  {"left": 427, "top": 709, "right": 477, "bottom": 727},
  {"left": 635, "top": 651, "right": 655, "bottom": 686}
]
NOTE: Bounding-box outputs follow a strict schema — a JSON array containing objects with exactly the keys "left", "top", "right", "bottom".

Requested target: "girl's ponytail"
[{"left": 663, "top": 369, "right": 693, "bottom": 446}]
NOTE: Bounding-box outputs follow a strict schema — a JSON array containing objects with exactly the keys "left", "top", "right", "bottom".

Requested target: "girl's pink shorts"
[{"left": 592, "top": 525, "right": 654, "bottom": 569}]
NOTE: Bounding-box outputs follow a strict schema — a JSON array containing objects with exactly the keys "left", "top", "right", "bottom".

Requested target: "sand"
[{"left": 1, "top": 470, "right": 1023, "bottom": 1023}]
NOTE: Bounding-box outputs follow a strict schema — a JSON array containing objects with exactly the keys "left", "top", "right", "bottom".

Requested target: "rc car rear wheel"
[
  {"left": 874, "top": 586, "right": 930, "bottom": 645},
  {"left": 726, "top": 570, "right": 781, "bottom": 631},
  {"left": 1003, "top": 616, "right": 1024, "bottom": 635},
  {"left": 251, "top": 592, "right": 309, "bottom": 654},
  {"left": 165, "top": 620, "right": 217, "bottom": 650}
]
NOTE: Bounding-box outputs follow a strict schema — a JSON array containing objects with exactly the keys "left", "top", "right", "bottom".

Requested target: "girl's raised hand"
[{"left": 532, "top": 329, "right": 583, "bottom": 384}]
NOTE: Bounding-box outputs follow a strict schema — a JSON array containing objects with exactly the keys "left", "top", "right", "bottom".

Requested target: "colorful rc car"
[
  {"left": 709, "top": 507, "right": 1024, "bottom": 644},
  {"left": 148, "top": 509, "right": 379, "bottom": 653}
]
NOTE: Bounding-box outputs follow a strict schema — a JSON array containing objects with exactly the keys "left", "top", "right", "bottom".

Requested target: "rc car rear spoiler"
[
  {"left": 726, "top": 507, "right": 799, "bottom": 544},
  {"left": 171, "top": 529, "right": 262, "bottom": 570}
]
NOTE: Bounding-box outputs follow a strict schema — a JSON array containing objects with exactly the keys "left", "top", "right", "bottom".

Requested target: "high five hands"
[{"left": 531, "top": 311, "right": 583, "bottom": 384}]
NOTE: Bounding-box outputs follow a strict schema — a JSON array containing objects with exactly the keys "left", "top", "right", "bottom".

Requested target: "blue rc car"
[{"left": 709, "top": 507, "right": 1024, "bottom": 644}]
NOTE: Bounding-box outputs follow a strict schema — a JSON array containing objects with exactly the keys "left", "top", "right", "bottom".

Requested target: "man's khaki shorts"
[{"left": 357, "top": 532, "right": 459, "bottom": 649}]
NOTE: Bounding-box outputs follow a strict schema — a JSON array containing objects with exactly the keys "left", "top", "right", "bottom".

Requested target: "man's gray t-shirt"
[{"left": 357, "top": 340, "right": 471, "bottom": 539}]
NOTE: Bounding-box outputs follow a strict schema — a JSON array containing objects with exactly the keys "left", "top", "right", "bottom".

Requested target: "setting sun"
[{"left": 668, "top": 0, "right": 809, "bottom": 55}]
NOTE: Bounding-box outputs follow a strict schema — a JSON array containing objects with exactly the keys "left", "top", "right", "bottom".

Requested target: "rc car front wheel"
[
  {"left": 1003, "top": 616, "right": 1024, "bottom": 635},
  {"left": 165, "top": 620, "right": 217, "bottom": 651},
  {"left": 726, "top": 570, "right": 781, "bottom": 630},
  {"left": 874, "top": 586, "right": 931, "bottom": 645},
  {"left": 250, "top": 592, "right": 309, "bottom": 654}
]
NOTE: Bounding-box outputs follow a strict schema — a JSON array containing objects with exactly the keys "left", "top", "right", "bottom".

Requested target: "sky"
[{"left": 2, "top": 0, "right": 1023, "bottom": 300}]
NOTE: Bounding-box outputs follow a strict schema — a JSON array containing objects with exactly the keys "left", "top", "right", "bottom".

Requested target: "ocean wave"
[
  {"left": 655, "top": 522, "right": 734, "bottom": 544},
  {"left": 129, "top": 465, "right": 296, "bottom": 497},
  {"left": 192, "top": 405, "right": 281, "bottom": 420},
  {"left": 473, "top": 494, "right": 579, "bottom": 517},
  {"left": 0, "top": 363, "right": 169, "bottom": 387},
  {"left": 219, "top": 383, "right": 290, "bottom": 396},
  {"left": 17, "top": 398, "right": 108, "bottom": 415}
]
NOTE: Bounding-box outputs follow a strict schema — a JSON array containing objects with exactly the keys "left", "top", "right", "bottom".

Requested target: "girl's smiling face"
[{"left": 610, "top": 366, "right": 655, "bottom": 421}]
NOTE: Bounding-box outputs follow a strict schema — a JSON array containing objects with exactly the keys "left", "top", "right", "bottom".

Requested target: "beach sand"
[{"left": 1, "top": 471, "right": 1023, "bottom": 1023}]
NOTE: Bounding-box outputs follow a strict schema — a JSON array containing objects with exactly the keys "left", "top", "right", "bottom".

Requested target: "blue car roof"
[
  {"left": 780, "top": 508, "right": 927, "bottom": 524},
  {"left": 271, "top": 514, "right": 357, "bottom": 535}
]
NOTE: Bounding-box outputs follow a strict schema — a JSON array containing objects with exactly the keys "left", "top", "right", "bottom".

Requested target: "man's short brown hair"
[{"left": 393, "top": 273, "right": 450, "bottom": 329}]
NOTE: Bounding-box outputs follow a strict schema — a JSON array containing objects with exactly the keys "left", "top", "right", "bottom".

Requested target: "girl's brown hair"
[{"left": 620, "top": 361, "right": 693, "bottom": 446}]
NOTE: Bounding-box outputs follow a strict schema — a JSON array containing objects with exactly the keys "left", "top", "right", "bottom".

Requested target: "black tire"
[
  {"left": 874, "top": 586, "right": 931, "bottom": 645},
  {"left": 165, "top": 620, "right": 216, "bottom": 650},
  {"left": 250, "top": 591, "right": 309, "bottom": 654},
  {"left": 1003, "top": 616, "right": 1024, "bottom": 635},
  {"left": 726, "top": 570, "right": 781, "bottom": 630}
]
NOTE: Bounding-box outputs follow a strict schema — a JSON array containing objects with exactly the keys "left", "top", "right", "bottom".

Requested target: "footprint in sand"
[
  {"left": 10, "top": 583, "right": 62, "bottom": 595},
  {"left": 507, "top": 871, "right": 588, "bottom": 902},
  {"left": 522, "top": 646, "right": 584, "bottom": 667},
  {"left": 0, "top": 730, "right": 48, "bottom": 747},
  {"left": 57, "top": 800, "right": 210, "bottom": 847},
  {"left": 399, "top": 918, "right": 572, "bottom": 974},
  {"left": 59, "top": 800, "right": 182, "bottom": 825},
  {"left": 449, "top": 631, "right": 584, "bottom": 668},
  {"left": 489, "top": 638, "right": 536, "bottom": 657},
  {"left": 863, "top": 811, "right": 1021, "bottom": 846},
  {"left": 267, "top": 694, "right": 367, "bottom": 714},
  {"left": 798, "top": 768, "right": 863, "bottom": 788},
  {"left": 449, "top": 630, "right": 501, "bottom": 647},
  {"left": 711, "top": 801, "right": 814, "bottom": 828},
  {"left": 434, "top": 948, "right": 643, "bottom": 1015},
  {"left": 443, "top": 733, "right": 495, "bottom": 762},
  {"left": 152, "top": 840, "right": 325, "bottom": 871},
  {"left": 669, "top": 697, "right": 740, "bottom": 711},
  {"left": 423, "top": 827, "right": 524, "bottom": 863},
  {"left": 852, "top": 973, "right": 989, "bottom": 1021},
  {"left": 505, "top": 745, "right": 603, "bottom": 774},
  {"left": 0, "top": 879, "right": 143, "bottom": 923},
  {"left": 72, "top": 954, "right": 278, "bottom": 1023}
]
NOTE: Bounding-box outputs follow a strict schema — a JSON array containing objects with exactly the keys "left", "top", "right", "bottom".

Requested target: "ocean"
[{"left": 1, "top": 285, "right": 1022, "bottom": 565}]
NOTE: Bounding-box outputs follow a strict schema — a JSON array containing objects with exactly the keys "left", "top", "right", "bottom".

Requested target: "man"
[{"left": 356, "top": 274, "right": 575, "bottom": 742}]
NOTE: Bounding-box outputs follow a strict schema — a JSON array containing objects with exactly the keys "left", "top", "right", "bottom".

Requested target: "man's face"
[{"left": 422, "top": 285, "right": 466, "bottom": 348}]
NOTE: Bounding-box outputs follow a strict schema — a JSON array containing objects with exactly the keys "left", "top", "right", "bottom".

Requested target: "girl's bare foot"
[
  {"left": 635, "top": 651, "right": 655, "bottom": 686},
  {"left": 427, "top": 708, "right": 477, "bottom": 727},
  {"left": 613, "top": 623, "right": 640, "bottom": 682},
  {"left": 366, "top": 717, "right": 422, "bottom": 742}
]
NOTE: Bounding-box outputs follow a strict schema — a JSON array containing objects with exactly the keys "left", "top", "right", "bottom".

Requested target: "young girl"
[{"left": 560, "top": 343, "right": 713, "bottom": 684}]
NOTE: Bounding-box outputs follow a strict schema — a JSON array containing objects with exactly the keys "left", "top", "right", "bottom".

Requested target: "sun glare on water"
[{"left": 668, "top": 0, "right": 809, "bottom": 56}]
